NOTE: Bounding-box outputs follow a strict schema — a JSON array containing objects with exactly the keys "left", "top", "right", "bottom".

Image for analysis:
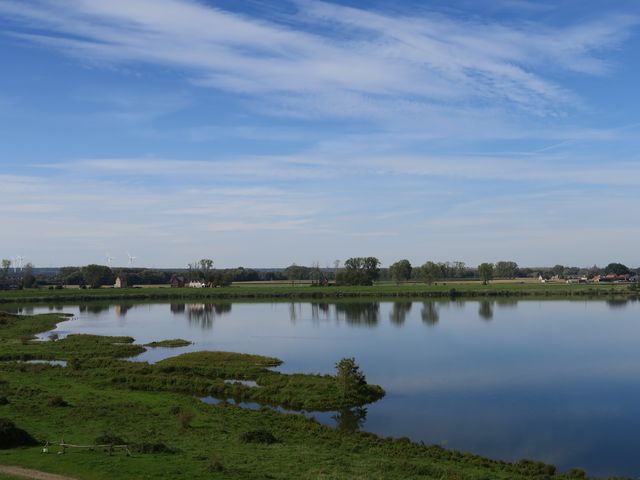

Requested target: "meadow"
[{"left": 0, "top": 281, "right": 635, "bottom": 305}]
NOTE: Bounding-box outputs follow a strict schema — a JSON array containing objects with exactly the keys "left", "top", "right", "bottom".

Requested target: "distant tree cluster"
[{"left": 336, "top": 257, "right": 381, "bottom": 286}]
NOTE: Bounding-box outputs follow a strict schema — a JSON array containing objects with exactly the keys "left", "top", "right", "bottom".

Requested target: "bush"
[
  {"left": 0, "top": 418, "right": 38, "bottom": 449},
  {"left": 130, "top": 442, "right": 175, "bottom": 454},
  {"left": 239, "top": 429, "right": 279, "bottom": 444},
  {"left": 515, "top": 458, "right": 556, "bottom": 476},
  {"left": 175, "top": 409, "right": 195, "bottom": 429},
  {"left": 95, "top": 434, "right": 127, "bottom": 445},
  {"left": 0, "top": 396, "right": 8, "bottom": 405},
  {"left": 207, "top": 453, "right": 225, "bottom": 472},
  {"left": 47, "top": 395, "right": 69, "bottom": 407},
  {"left": 565, "top": 468, "right": 586, "bottom": 479}
]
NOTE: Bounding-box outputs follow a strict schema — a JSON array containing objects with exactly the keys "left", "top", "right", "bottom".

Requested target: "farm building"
[
  {"left": 170, "top": 275, "right": 186, "bottom": 288},
  {"left": 114, "top": 275, "right": 128, "bottom": 288}
]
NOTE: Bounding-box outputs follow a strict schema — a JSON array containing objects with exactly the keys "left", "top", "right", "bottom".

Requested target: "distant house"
[
  {"left": 188, "top": 280, "right": 205, "bottom": 288},
  {"left": 114, "top": 275, "right": 128, "bottom": 288},
  {"left": 170, "top": 275, "right": 186, "bottom": 288},
  {"left": 600, "top": 273, "right": 630, "bottom": 283}
]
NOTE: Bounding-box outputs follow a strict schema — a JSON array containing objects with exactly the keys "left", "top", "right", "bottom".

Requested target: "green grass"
[
  {"left": 0, "top": 311, "right": 612, "bottom": 479},
  {"left": 0, "top": 281, "right": 636, "bottom": 305}
]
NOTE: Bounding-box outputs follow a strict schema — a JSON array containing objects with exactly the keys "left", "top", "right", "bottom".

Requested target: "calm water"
[{"left": 7, "top": 298, "right": 640, "bottom": 477}]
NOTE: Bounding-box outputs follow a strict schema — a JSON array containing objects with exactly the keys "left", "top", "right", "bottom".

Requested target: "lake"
[{"left": 7, "top": 298, "right": 640, "bottom": 477}]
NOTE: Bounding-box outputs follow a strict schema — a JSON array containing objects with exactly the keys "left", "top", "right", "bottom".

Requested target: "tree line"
[{"left": 2, "top": 256, "right": 637, "bottom": 289}]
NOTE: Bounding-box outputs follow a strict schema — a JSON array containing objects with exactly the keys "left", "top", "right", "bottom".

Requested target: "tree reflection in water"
[
  {"left": 170, "top": 303, "right": 232, "bottom": 329},
  {"left": 79, "top": 304, "right": 110, "bottom": 315},
  {"left": 606, "top": 298, "right": 629, "bottom": 309},
  {"left": 421, "top": 302, "right": 439, "bottom": 326},
  {"left": 332, "top": 406, "right": 367, "bottom": 433},
  {"left": 478, "top": 301, "right": 493, "bottom": 321},
  {"left": 389, "top": 302, "right": 412, "bottom": 326},
  {"left": 310, "top": 303, "right": 331, "bottom": 323},
  {"left": 335, "top": 303, "right": 380, "bottom": 327}
]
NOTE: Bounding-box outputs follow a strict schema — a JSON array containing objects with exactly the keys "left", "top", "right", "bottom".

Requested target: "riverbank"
[
  {"left": 0, "top": 282, "right": 636, "bottom": 304},
  {"left": 0, "top": 312, "right": 595, "bottom": 479}
]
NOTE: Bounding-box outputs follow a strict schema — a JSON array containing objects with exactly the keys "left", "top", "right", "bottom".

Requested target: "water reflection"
[
  {"left": 169, "top": 303, "right": 233, "bottom": 329},
  {"left": 389, "top": 302, "right": 412, "bottom": 326},
  {"left": 333, "top": 406, "right": 367, "bottom": 433},
  {"left": 606, "top": 299, "right": 629, "bottom": 309},
  {"left": 335, "top": 303, "right": 380, "bottom": 327},
  {"left": 310, "top": 303, "right": 331, "bottom": 323},
  {"left": 421, "top": 302, "right": 439, "bottom": 326},
  {"left": 478, "top": 301, "right": 493, "bottom": 321},
  {"left": 79, "top": 304, "right": 110, "bottom": 315},
  {"left": 114, "top": 304, "right": 133, "bottom": 317}
]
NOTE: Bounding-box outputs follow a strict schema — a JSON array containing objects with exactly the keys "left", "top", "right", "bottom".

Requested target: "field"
[
  {"left": 0, "top": 281, "right": 636, "bottom": 305},
  {"left": 0, "top": 311, "right": 599, "bottom": 479}
]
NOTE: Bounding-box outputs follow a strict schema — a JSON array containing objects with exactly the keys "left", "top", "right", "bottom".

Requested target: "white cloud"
[{"left": 1, "top": 0, "right": 636, "bottom": 117}]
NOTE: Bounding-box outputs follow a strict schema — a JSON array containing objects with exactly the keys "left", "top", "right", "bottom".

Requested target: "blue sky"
[{"left": 1, "top": 0, "right": 639, "bottom": 268}]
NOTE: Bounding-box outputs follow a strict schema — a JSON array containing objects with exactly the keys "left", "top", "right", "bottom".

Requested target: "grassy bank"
[
  {"left": 0, "top": 281, "right": 636, "bottom": 304},
  {"left": 0, "top": 312, "right": 618, "bottom": 479}
]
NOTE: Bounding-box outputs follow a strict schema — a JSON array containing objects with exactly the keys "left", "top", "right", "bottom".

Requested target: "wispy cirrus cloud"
[{"left": 0, "top": 0, "right": 636, "bottom": 117}]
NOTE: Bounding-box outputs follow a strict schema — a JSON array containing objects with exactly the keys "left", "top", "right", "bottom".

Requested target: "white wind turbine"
[
  {"left": 106, "top": 253, "right": 115, "bottom": 268},
  {"left": 14, "top": 255, "right": 25, "bottom": 271},
  {"left": 127, "top": 252, "right": 136, "bottom": 268}
]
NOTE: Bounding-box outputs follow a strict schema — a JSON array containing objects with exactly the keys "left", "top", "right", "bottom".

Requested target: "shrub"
[
  {"left": 565, "top": 468, "right": 586, "bottom": 479},
  {"left": 239, "top": 429, "right": 279, "bottom": 444},
  {"left": 0, "top": 418, "right": 38, "bottom": 449},
  {"left": 47, "top": 395, "right": 69, "bottom": 407},
  {"left": 0, "top": 396, "right": 8, "bottom": 405},
  {"left": 515, "top": 458, "right": 556, "bottom": 476},
  {"left": 131, "top": 442, "right": 175, "bottom": 454},
  {"left": 176, "top": 409, "right": 195, "bottom": 429},
  {"left": 95, "top": 434, "right": 127, "bottom": 445},
  {"left": 207, "top": 453, "right": 225, "bottom": 472}
]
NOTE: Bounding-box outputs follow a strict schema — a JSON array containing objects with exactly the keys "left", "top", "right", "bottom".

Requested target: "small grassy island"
[{"left": 0, "top": 312, "right": 607, "bottom": 479}]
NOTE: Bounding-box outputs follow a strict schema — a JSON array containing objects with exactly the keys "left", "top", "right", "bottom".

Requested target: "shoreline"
[{"left": 0, "top": 283, "right": 636, "bottom": 305}]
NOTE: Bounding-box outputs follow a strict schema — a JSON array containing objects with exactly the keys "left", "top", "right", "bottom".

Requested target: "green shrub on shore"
[{"left": 0, "top": 418, "right": 38, "bottom": 449}]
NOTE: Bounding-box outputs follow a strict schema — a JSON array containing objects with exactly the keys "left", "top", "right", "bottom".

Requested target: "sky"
[{"left": 1, "top": 0, "right": 640, "bottom": 269}]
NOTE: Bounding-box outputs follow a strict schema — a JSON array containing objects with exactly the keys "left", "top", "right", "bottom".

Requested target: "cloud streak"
[{"left": 1, "top": 0, "right": 636, "bottom": 117}]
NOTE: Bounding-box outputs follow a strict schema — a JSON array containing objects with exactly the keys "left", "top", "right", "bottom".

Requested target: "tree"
[
  {"left": 199, "top": 258, "right": 214, "bottom": 281},
  {"left": 21, "top": 263, "right": 35, "bottom": 288},
  {"left": 477, "top": 263, "right": 494, "bottom": 285},
  {"left": 285, "top": 263, "right": 301, "bottom": 286},
  {"left": 310, "top": 261, "right": 322, "bottom": 286},
  {"left": 389, "top": 259, "right": 412, "bottom": 284},
  {"left": 452, "top": 261, "right": 467, "bottom": 278},
  {"left": 82, "top": 264, "right": 114, "bottom": 289},
  {"left": 336, "top": 257, "right": 380, "bottom": 286},
  {"left": 1, "top": 259, "right": 11, "bottom": 278},
  {"left": 604, "top": 262, "right": 630, "bottom": 275},
  {"left": 419, "top": 261, "right": 442, "bottom": 285},
  {"left": 335, "top": 357, "right": 367, "bottom": 401},
  {"left": 57, "top": 267, "right": 84, "bottom": 286},
  {"left": 552, "top": 265, "right": 566, "bottom": 278},
  {"left": 495, "top": 261, "right": 519, "bottom": 279}
]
